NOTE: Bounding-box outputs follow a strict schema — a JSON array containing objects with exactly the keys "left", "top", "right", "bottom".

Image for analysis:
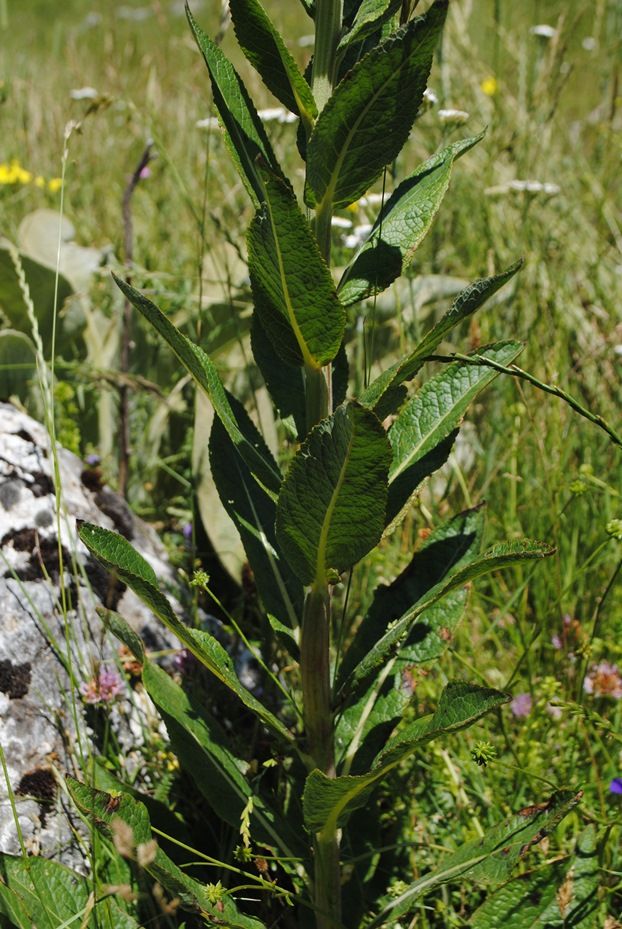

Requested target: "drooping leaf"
[
  {"left": 386, "top": 341, "right": 524, "bottom": 523},
  {"left": 346, "top": 537, "right": 555, "bottom": 691},
  {"left": 338, "top": 0, "right": 402, "bottom": 53},
  {"left": 367, "top": 790, "right": 583, "bottom": 927},
  {"left": 113, "top": 274, "right": 281, "bottom": 495},
  {"left": 338, "top": 506, "right": 483, "bottom": 694},
  {"left": 139, "top": 654, "right": 306, "bottom": 858},
  {"left": 229, "top": 0, "right": 317, "bottom": 132},
  {"left": 67, "top": 778, "right": 267, "bottom": 928},
  {"left": 276, "top": 401, "right": 391, "bottom": 585},
  {"left": 0, "top": 855, "right": 139, "bottom": 929},
  {"left": 360, "top": 261, "right": 524, "bottom": 416},
  {"left": 471, "top": 824, "right": 602, "bottom": 928},
  {"left": 339, "top": 135, "right": 483, "bottom": 305},
  {"left": 209, "top": 392, "right": 304, "bottom": 628},
  {"left": 305, "top": 0, "right": 448, "bottom": 210},
  {"left": 304, "top": 683, "right": 508, "bottom": 837},
  {"left": 78, "top": 523, "right": 293, "bottom": 743},
  {"left": 186, "top": 4, "right": 284, "bottom": 205},
  {"left": 248, "top": 169, "right": 345, "bottom": 369}
]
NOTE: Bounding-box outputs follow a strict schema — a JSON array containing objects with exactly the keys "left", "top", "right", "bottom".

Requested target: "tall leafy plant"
[{"left": 72, "top": 1, "right": 583, "bottom": 927}]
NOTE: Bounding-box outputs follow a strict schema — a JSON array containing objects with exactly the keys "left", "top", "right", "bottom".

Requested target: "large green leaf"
[
  {"left": 209, "top": 392, "right": 304, "bottom": 628},
  {"left": 367, "top": 790, "right": 583, "bottom": 927},
  {"left": 0, "top": 243, "right": 73, "bottom": 346},
  {"left": 338, "top": 506, "right": 483, "bottom": 696},
  {"left": 471, "top": 824, "right": 602, "bottom": 928},
  {"left": 305, "top": 0, "right": 448, "bottom": 210},
  {"left": 338, "top": 0, "right": 402, "bottom": 53},
  {"left": 229, "top": 0, "right": 317, "bottom": 132},
  {"left": 0, "top": 330, "right": 36, "bottom": 400},
  {"left": 78, "top": 523, "right": 293, "bottom": 743},
  {"left": 0, "top": 855, "right": 138, "bottom": 929},
  {"left": 67, "top": 778, "right": 267, "bottom": 928},
  {"left": 360, "top": 261, "right": 523, "bottom": 416},
  {"left": 248, "top": 169, "right": 345, "bottom": 369},
  {"left": 113, "top": 274, "right": 281, "bottom": 495},
  {"left": 186, "top": 5, "right": 283, "bottom": 205},
  {"left": 339, "top": 135, "right": 483, "bottom": 305},
  {"left": 304, "top": 683, "right": 508, "bottom": 837},
  {"left": 386, "top": 341, "right": 524, "bottom": 525},
  {"left": 275, "top": 401, "right": 391, "bottom": 585},
  {"left": 346, "top": 537, "right": 555, "bottom": 692}
]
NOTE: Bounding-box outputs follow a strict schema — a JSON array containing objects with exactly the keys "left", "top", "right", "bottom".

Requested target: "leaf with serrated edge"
[
  {"left": 186, "top": 5, "right": 283, "bottom": 205},
  {"left": 360, "top": 260, "right": 523, "bottom": 414},
  {"left": 67, "top": 778, "right": 267, "bottom": 928},
  {"left": 306, "top": 0, "right": 447, "bottom": 209},
  {"left": 339, "top": 135, "right": 483, "bottom": 305},
  {"left": 304, "top": 683, "right": 508, "bottom": 836},
  {"left": 229, "top": 0, "right": 317, "bottom": 132},
  {"left": 276, "top": 401, "right": 391, "bottom": 585},
  {"left": 78, "top": 523, "right": 292, "bottom": 743},
  {"left": 387, "top": 342, "right": 524, "bottom": 524},
  {"left": 248, "top": 169, "right": 345, "bottom": 369},
  {"left": 367, "top": 790, "right": 582, "bottom": 928},
  {"left": 113, "top": 274, "right": 281, "bottom": 495},
  {"left": 346, "top": 537, "right": 555, "bottom": 692}
]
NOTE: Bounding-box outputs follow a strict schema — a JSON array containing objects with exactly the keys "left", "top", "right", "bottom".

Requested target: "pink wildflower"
[
  {"left": 80, "top": 667, "right": 124, "bottom": 705},
  {"left": 583, "top": 661, "right": 622, "bottom": 699},
  {"left": 510, "top": 692, "right": 532, "bottom": 718}
]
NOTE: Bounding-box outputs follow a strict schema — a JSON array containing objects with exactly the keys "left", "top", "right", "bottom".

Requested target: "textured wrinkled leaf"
[
  {"left": 276, "top": 401, "right": 391, "bottom": 584},
  {"left": 338, "top": 0, "right": 402, "bottom": 52},
  {"left": 229, "top": 0, "right": 317, "bottom": 131},
  {"left": 304, "top": 683, "right": 508, "bottom": 837},
  {"left": 78, "top": 523, "right": 292, "bottom": 743},
  {"left": 248, "top": 170, "right": 345, "bottom": 368},
  {"left": 386, "top": 341, "right": 524, "bottom": 522},
  {"left": 339, "top": 135, "right": 483, "bottom": 305},
  {"left": 0, "top": 855, "right": 138, "bottom": 929},
  {"left": 338, "top": 506, "right": 483, "bottom": 694},
  {"left": 347, "top": 537, "right": 555, "bottom": 690},
  {"left": 368, "top": 790, "right": 583, "bottom": 927},
  {"left": 305, "top": 0, "right": 447, "bottom": 209},
  {"left": 209, "top": 392, "right": 303, "bottom": 628},
  {"left": 471, "top": 824, "right": 601, "bottom": 928},
  {"left": 186, "top": 5, "right": 283, "bottom": 205},
  {"left": 68, "top": 779, "right": 267, "bottom": 928},
  {"left": 360, "top": 261, "right": 523, "bottom": 416},
  {"left": 113, "top": 274, "right": 281, "bottom": 494}
]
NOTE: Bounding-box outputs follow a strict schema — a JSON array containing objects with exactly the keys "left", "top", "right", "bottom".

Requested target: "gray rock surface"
[{"left": 0, "top": 402, "right": 178, "bottom": 865}]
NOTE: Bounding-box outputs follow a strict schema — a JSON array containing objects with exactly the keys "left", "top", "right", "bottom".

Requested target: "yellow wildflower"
[
  {"left": 481, "top": 76, "right": 498, "bottom": 97},
  {"left": 34, "top": 175, "right": 45, "bottom": 188},
  {"left": 48, "top": 177, "right": 63, "bottom": 193}
]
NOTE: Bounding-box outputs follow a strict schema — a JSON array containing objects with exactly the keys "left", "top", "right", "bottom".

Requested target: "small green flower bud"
[{"left": 606, "top": 518, "right": 622, "bottom": 541}]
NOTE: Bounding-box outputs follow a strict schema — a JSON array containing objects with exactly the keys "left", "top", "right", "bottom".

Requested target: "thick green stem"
[
  {"left": 312, "top": 0, "right": 343, "bottom": 113},
  {"left": 302, "top": 5, "right": 343, "bottom": 927}
]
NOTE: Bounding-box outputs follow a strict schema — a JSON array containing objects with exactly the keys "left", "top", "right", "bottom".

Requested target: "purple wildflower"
[
  {"left": 510, "top": 692, "right": 532, "bottom": 718},
  {"left": 609, "top": 778, "right": 622, "bottom": 795},
  {"left": 583, "top": 661, "right": 622, "bottom": 699},
  {"left": 139, "top": 165, "right": 151, "bottom": 180},
  {"left": 80, "top": 667, "right": 124, "bottom": 705},
  {"left": 85, "top": 453, "right": 100, "bottom": 467},
  {"left": 182, "top": 522, "right": 193, "bottom": 541}
]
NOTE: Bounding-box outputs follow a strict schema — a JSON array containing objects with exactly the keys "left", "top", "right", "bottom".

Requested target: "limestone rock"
[{"left": 0, "top": 402, "right": 179, "bottom": 866}]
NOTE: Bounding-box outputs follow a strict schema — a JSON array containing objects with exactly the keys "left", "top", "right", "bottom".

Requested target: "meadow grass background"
[{"left": 1, "top": 0, "right": 621, "bottom": 922}]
